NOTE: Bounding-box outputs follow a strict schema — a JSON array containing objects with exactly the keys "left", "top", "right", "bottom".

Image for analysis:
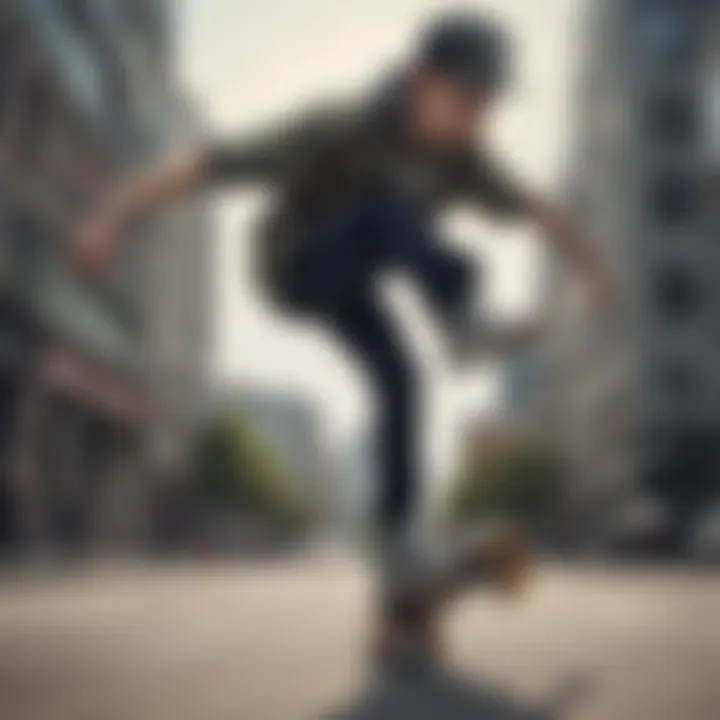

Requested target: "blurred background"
[
  {"left": 0, "top": 0, "right": 719, "bottom": 563},
  {"left": 0, "top": 1, "right": 719, "bottom": 718}
]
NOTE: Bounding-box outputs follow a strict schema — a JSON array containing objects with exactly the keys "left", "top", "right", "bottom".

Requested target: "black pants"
[{"left": 283, "top": 185, "right": 473, "bottom": 532}]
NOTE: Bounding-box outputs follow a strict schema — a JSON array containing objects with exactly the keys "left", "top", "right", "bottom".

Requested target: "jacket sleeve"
[
  {"left": 205, "top": 123, "right": 301, "bottom": 185},
  {"left": 204, "top": 102, "right": 350, "bottom": 186},
  {"left": 456, "top": 149, "right": 531, "bottom": 220}
]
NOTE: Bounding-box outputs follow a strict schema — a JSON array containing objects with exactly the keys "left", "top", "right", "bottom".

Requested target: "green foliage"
[
  {"left": 193, "top": 414, "right": 312, "bottom": 533},
  {"left": 449, "top": 437, "right": 565, "bottom": 527}
]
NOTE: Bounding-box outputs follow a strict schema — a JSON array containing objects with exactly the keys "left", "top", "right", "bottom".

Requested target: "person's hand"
[{"left": 71, "top": 211, "right": 121, "bottom": 281}]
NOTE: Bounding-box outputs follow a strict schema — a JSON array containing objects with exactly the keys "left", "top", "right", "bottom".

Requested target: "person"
[{"left": 73, "top": 12, "right": 615, "bottom": 663}]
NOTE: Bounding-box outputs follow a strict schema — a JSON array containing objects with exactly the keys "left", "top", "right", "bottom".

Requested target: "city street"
[{"left": 0, "top": 559, "right": 718, "bottom": 719}]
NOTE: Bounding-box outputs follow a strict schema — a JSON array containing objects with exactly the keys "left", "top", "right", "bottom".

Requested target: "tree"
[
  {"left": 193, "top": 414, "right": 312, "bottom": 535},
  {"left": 449, "top": 436, "right": 565, "bottom": 531}
]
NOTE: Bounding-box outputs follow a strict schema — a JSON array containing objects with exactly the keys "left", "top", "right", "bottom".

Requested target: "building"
[
  {"left": 144, "top": 91, "right": 212, "bottom": 480},
  {"left": 0, "top": 1, "right": 177, "bottom": 557},
  {"left": 547, "top": 0, "right": 720, "bottom": 549},
  {"left": 500, "top": 347, "right": 555, "bottom": 430},
  {"left": 336, "top": 428, "right": 376, "bottom": 538}
]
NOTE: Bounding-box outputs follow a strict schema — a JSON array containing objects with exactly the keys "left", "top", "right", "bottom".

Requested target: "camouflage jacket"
[{"left": 206, "top": 81, "right": 529, "bottom": 298}]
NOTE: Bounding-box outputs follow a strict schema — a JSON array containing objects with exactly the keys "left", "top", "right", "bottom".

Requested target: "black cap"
[{"left": 418, "top": 12, "right": 511, "bottom": 94}]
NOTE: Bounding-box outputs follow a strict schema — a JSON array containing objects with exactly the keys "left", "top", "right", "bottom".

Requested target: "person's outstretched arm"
[
  {"left": 71, "top": 111, "right": 316, "bottom": 280},
  {"left": 73, "top": 152, "right": 207, "bottom": 278},
  {"left": 462, "top": 152, "right": 616, "bottom": 311},
  {"left": 524, "top": 194, "right": 615, "bottom": 309}
]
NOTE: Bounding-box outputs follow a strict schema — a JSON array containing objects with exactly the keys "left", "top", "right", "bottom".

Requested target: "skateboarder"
[{"left": 73, "top": 12, "right": 614, "bottom": 662}]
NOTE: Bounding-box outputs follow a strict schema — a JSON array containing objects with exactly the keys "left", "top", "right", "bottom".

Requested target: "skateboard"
[{"left": 372, "top": 523, "right": 533, "bottom": 668}]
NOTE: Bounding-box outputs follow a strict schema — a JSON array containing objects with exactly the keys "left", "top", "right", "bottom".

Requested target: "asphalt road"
[{"left": 0, "top": 558, "right": 718, "bottom": 720}]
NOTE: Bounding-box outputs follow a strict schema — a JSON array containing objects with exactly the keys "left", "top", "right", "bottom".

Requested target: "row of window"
[
  {"left": 647, "top": 74, "right": 712, "bottom": 404},
  {"left": 645, "top": 56, "right": 705, "bottom": 401},
  {"left": 574, "top": 3, "right": 716, "bottom": 413},
  {"left": 638, "top": 0, "right": 713, "bottom": 238},
  {"left": 60, "top": 0, "right": 166, "bottom": 56},
  {"left": 0, "top": 207, "right": 56, "bottom": 298},
  {"left": 0, "top": 200, "right": 143, "bottom": 336},
  {"left": 641, "top": 10, "right": 707, "bottom": 340},
  {"left": 635, "top": 0, "right": 712, "bottom": 74},
  {"left": 0, "top": 20, "right": 115, "bottom": 216},
  {"left": 58, "top": 1, "right": 158, "bottom": 164}
]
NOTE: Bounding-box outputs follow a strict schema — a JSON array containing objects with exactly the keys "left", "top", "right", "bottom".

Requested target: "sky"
[{"left": 175, "top": 0, "right": 580, "bottom": 481}]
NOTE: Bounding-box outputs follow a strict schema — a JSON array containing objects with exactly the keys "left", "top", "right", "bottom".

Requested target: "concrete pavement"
[{"left": 0, "top": 559, "right": 718, "bottom": 719}]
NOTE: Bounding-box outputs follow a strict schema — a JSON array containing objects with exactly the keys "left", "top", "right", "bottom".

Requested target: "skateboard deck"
[{"left": 372, "top": 524, "right": 533, "bottom": 667}]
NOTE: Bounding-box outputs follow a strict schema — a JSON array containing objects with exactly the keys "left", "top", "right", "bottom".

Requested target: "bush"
[
  {"left": 449, "top": 437, "right": 565, "bottom": 530},
  {"left": 193, "top": 414, "right": 312, "bottom": 534}
]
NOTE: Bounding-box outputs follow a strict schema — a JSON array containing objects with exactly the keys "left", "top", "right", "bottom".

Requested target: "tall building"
[
  {"left": 338, "top": 428, "right": 376, "bottom": 538},
  {"left": 144, "top": 90, "right": 212, "bottom": 479},
  {"left": 548, "top": 0, "right": 720, "bottom": 548},
  {"left": 501, "top": 348, "right": 552, "bottom": 424},
  {"left": 0, "top": 0, "right": 182, "bottom": 557}
]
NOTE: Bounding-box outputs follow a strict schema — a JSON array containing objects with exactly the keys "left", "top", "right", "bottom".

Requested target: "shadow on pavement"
[{"left": 324, "top": 666, "right": 588, "bottom": 720}]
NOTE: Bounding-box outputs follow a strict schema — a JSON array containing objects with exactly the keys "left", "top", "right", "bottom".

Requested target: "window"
[
  {"left": 47, "top": 113, "right": 79, "bottom": 196},
  {"left": 0, "top": 33, "right": 11, "bottom": 125},
  {"left": 655, "top": 265, "right": 701, "bottom": 323},
  {"left": 105, "top": 65, "right": 131, "bottom": 140},
  {"left": 655, "top": 358, "right": 700, "bottom": 399},
  {"left": 649, "top": 174, "right": 696, "bottom": 227},
  {"left": 0, "top": 59, "right": 11, "bottom": 135},
  {"left": 11, "top": 72, "right": 53, "bottom": 171},
  {"left": 0, "top": 20, "right": 24, "bottom": 135},
  {"left": 646, "top": 93, "right": 697, "bottom": 148},
  {"left": 62, "top": 0, "right": 93, "bottom": 34},
  {"left": 636, "top": 5, "right": 696, "bottom": 71},
  {"left": 6, "top": 211, "right": 44, "bottom": 286},
  {"left": 123, "top": 0, "right": 167, "bottom": 55}
]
